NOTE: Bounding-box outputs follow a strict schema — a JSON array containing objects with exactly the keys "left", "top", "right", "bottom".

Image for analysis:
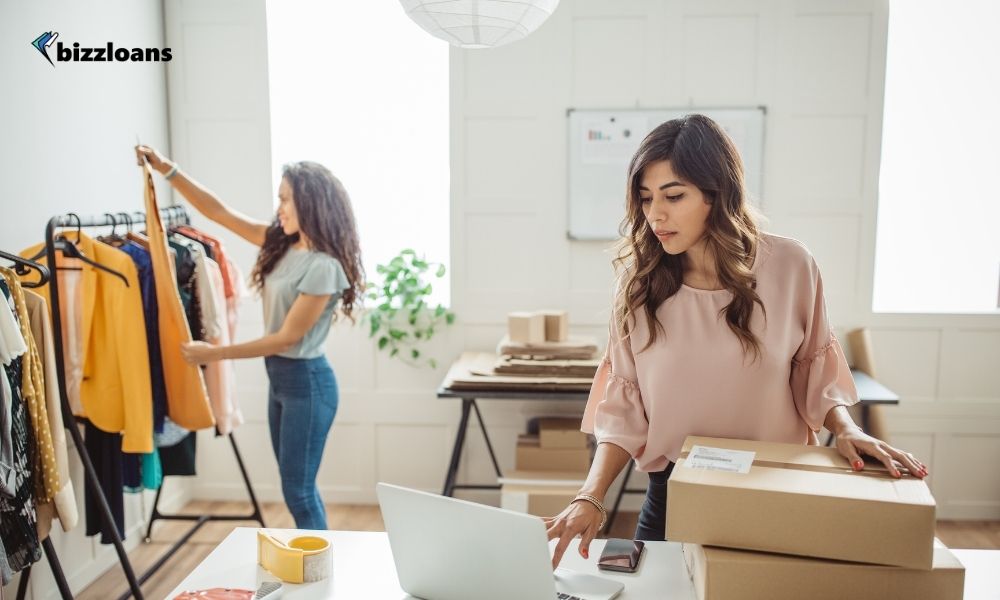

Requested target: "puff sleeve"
[
  {"left": 581, "top": 315, "right": 650, "bottom": 459},
  {"left": 789, "top": 257, "right": 859, "bottom": 432}
]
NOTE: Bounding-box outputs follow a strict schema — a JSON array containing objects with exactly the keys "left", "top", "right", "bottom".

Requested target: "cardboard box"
[
  {"left": 682, "top": 540, "right": 965, "bottom": 600},
  {"left": 538, "top": 417, "right": 589, "bottom": 449},
  {"left": 508, "top": 312, "right": 544, "bottom": 344},
  {"left": 540, "top": 310, "right": 568, "bottom": 342},
  {"left": 516, "top": 435, "right": 591, "bottom": 472},
  {"left": 667, "top": 436, "right": 936, "bottom": 569},
  {"left": 499, "top": 470, "right": 587, "bottom": 518}
]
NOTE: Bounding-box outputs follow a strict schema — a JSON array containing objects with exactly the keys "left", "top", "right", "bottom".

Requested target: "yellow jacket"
[
  {"left": 142, "top": 162, "right": 215, "bottom": 431},
  {"left": 21, "top": 234, "right": 153, "bottom": 453}
]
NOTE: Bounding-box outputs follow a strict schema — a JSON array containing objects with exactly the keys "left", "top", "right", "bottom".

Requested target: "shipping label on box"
[
  {"left": 682, "top": 540, "right": 965, "bottom": 600},
  {"left": 667, "top": 436, "right": 937, "bottom": 570}
]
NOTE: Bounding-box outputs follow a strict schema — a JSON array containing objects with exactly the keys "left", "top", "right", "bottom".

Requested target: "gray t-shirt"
[{"left": 262, "top": 247, "right": 350, "bottom": 359}]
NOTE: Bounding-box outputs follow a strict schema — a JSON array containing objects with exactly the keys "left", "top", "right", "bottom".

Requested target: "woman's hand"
[
  {"left": 834, "top": 426, "right": 928, "bottom": 479},
  {"left": 544, "top": 499, "right": 604, "bottom": 569},
  {"left": 135, "top": 144, "right": 174, "bottom": 175},
  {"left": 181, "top": 341, "right": 222, "bottom": 365}
]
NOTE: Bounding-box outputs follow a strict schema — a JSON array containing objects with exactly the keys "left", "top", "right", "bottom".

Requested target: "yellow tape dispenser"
[{"left": 256, "top": 530, "right": 331, "bottom": 584}]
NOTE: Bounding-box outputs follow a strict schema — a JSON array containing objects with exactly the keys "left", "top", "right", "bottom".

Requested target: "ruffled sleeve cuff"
[
  {"left": 790, "top": 334, "right": 859, "bottom": 432},
  {"left": 581, "top": 357, "right": 648, "bottom": 458}
]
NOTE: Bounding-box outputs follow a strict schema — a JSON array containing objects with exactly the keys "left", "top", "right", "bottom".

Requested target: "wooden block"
[
  {"left": 508, "top": 312, "right": 544, "bottom": 343},
  {"left": 540, "top": 310, "right": 569, "bottom": 342}
]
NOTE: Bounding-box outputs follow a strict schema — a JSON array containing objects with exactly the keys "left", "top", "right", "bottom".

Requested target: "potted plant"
[{"left": 364, "top": 249, "right": 455, "bottom": 368}]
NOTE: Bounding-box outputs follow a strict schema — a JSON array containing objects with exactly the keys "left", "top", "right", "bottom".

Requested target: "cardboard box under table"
[
  {"left": 667, "top": 436, "right": 936, "bottom": 570},
  {"left": 500, "top": 470, "right": 586, "bottom": 518},
  {"left": 516, "top": 434, "right": 591, "bottom": 472},
  {"left": 537, "top": 417, "right": 590, "bottom": 449},
  {"left": 682, "top": 539, "right": 965, "bottom": 600}
]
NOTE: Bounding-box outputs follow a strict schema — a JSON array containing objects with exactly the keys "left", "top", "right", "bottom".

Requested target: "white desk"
[
  {"left": 169, "top": 527, "right": 694, "bottom": 599},
  {"left": 171, "top": 528, "right": 1000, "bottom": 600}
]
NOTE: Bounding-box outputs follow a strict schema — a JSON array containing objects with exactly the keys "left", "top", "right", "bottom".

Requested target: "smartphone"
[{"left": 597, "top": 538, "right": 645, "bottom": 573}]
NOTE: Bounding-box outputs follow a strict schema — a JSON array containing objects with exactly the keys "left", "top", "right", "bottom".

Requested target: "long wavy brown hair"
[
  {"left": 614, "top": 114, "right": 765, "bottom": 361},
  {"left": 250, "top": 161, "right": 365, "bottom": 322}
]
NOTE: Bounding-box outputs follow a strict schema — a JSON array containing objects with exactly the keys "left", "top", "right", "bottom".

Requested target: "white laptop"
[{"left": 376, "top": 482, "right": 624, "bottom": 600}]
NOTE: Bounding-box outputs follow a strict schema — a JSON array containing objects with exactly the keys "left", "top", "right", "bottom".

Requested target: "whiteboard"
[{"left": 567, "top": 108, "right": 766, "bottom": 240}]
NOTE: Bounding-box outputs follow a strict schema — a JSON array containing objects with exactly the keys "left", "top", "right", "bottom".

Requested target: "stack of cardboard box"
[
  {"left": 667, "top": 436, "right": 965, "bottom": 600},
  {"left": 500, "top": 418, "right": 594, "bottom": 518}
]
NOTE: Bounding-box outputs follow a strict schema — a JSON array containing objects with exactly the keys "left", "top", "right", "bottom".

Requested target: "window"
[
  {"left": 873, "top": 0, "right": 1000, "bottom": 313},
  {"left": 266, "top": 0, "right": 450, "bottom": 305}
]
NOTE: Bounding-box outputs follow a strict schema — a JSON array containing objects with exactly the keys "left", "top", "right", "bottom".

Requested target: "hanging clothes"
[
  {"left": 0, "top": 278, "right": 25, "bottom": 496},
  {"left": 23, "top": 289, "right": 79, "bottom": 539},
  {"left": 0, "top": 277, "right": 41, "bottom": 575},
  {"left": 120, "top": 242, "right": 168, "bottom": 435},
  {"left": 171, "top": 234, "right": 243, "bottom": 434},
  {"left": 173, "top": 226, "right": 236, "bottom": 299},
  {"left": 19, "top": 235, "right": 154, "bottom": 453},
  {"left": 142, "top": 162, "right": 215, "bottom": 431},
  {"left": 83, "top": 421, "right": 125, "bottom": 545},
  {"left": 0, "top": 268, "right": 59, "bottom": 505}
]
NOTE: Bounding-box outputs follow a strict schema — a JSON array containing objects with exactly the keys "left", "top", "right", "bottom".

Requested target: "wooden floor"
[{"left": 77, "top": 501, "right": 1000, "bottom": 600}]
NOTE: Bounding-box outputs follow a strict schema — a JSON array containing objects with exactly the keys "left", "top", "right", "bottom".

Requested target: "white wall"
[
  {"left": 189, "top": 0, "right": 1000, "bottom": 522},
  {"left": 0, "top": 1, "right": 190, "bottom": 598}
]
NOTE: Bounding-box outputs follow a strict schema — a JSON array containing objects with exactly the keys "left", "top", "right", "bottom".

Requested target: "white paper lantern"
[{"left": 400, "top": 0, "right": 560, "bottom": 49}]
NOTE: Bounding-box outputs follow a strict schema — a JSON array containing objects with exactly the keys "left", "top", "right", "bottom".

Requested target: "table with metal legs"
[{"left": 437, "top": 387, "right": 589, "bottom": 497}]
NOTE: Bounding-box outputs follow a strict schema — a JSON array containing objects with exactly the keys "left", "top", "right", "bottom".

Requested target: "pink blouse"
[{"left": 581, "top": 234, "right": 858, "bottom": 472}]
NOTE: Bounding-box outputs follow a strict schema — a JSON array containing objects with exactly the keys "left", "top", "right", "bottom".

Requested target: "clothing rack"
[
  {"left": 13, "top": 207, "right": 264, "bottom": 600},
  {"left": 1, "top": 252, "right": 76, "bottom": 600}
]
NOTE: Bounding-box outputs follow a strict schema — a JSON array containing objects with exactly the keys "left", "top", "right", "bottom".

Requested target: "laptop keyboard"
[{"left": 556, "top": 594, "right": 584, "bottom": 600}]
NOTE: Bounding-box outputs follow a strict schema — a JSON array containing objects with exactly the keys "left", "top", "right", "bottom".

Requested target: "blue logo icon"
[{"left": 32, "top": 31, "right": 59, "bottom": 67}]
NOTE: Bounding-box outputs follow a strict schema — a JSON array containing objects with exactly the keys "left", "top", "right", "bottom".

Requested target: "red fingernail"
[
  {"left": 583, "top": 549, "right": 588, "bottom": 559},
  {"left": 852, "top": 460, "right": 863, "bottom": 471}
]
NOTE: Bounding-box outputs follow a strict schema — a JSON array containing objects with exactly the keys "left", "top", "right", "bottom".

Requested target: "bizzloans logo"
[{"left": 31, "top": 31, "right": 172, "bottom": 67}]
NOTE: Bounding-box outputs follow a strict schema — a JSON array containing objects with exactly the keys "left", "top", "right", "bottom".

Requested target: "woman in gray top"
[{"left": 136, "top": 145, "right": 364, "bottom": 529}]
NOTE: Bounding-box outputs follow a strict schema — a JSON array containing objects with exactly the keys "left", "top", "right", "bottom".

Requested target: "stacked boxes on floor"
[
  {"left": 667, "top": 436, "right": 965, "bottom": 600},
  {"left": 500, "top": 417, "right": 593, "bottom": 518}
]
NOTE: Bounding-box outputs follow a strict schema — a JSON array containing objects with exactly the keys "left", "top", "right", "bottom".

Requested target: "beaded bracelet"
[{"left": 573, "top": 494, "right": 608, "bottom": 530}]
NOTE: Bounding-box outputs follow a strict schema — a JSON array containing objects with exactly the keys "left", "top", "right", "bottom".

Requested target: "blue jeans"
[
  {"left": 634, "top": 462, "right": 675, "bottom": 541},
  {"left": 265, "top": 355, "right": 338, "bottom": 530}
]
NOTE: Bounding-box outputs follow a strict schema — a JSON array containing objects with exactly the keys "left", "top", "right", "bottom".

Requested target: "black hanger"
[
  {"left": 99, "top": 213, "right": 127, "bottom": 247},
  {"left": 117, "top": 212, "right": 134, "bottom": 233},
  {"left": 28, "top": 213, "right": 130, "bottom": 287},
  {"left": 0, "top": 250, "right": 51, "bottom": 288}
]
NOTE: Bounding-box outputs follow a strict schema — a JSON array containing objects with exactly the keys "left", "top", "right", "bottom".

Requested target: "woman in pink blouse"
[{"left": 546, "top": 114, "right": 928, "bottom": 568}]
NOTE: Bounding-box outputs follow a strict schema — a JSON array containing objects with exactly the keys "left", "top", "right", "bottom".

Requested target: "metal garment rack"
[{"left": 14, "top": 207, "right": 264, "bottom": 600}]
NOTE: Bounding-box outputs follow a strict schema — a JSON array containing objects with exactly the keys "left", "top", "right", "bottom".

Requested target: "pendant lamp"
[{"left": 399, "top": 0, "right": 560, "bottom": 49}]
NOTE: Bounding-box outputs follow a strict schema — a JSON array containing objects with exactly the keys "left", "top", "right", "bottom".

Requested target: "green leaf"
[
  {"left": 445, "top": 313, "right": 455, "bottom": 325},
  {"left": 408, "top": 314, "right": 417, "bottom": 325},
  {"left": 429, "top": 358, "right": 438, "bottom": 369},
  {"left": 390, "top": 348, "right": 399, "bottom": 357},
  {"left": 435, "top": 264, "right": 446, "bottom": 278},
  {"left": 411, "top": 349, "right": 420, "bottom": 359},
  {"left": 400, "top": 248, "right": 416, "bottom": 257},
  {"left": 389, "top": 329, "right": 406, "bottom": 340},
  {"left": 435, "top": 305, "right": 445, "bottom": 317},
  {"left": 378, "top": 336, "right": 388, "bottom": 350}
]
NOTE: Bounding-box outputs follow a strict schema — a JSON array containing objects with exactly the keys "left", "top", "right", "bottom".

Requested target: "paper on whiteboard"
[
  {"left": 580, "top": 116, "right": 647, "bottom": 165},
  {"left": 683, "top": 445, "right": 755, "bottom": 474}
]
